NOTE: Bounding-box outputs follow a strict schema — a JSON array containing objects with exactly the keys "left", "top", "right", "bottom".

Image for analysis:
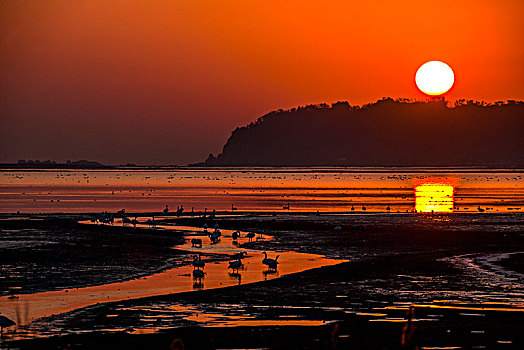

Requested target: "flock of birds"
[
  {"left": 190, "top": 250, "right": 279, "bottom": 280},
  {"left": 190, "top": 224, "right": 280, "bottom": 281},
  {"left": 88, "top": 211, "right": 281, "bottom": 282},
  {"left": 89, "top": 198, "right": 504, "bottom": 227},
  {"left": 87, "top": 199, "right": 497, "bottom": 290}
]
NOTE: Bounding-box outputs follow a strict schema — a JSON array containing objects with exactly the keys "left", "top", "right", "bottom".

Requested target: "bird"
[
  {"left": 191, "top": 238, "right": 202, "bottom": 247},
  {"left": 192, "top": 254, "right": 206, "bottom": 269},
  {"left": 122, "top": 216, "right": 131, "bottom": 224},
  {"left": 231, "top": 204, "right": 237, "bottom": 211},
  {"left": 131, "top": 217, "right": 139, "bottom": 226},
  {"left": 246, "top": 232, "right": 255, "bottom": 241},
  {"left": 350, "top": 205, "right": 355, "bottom": 211},
  {"left": 228, "top": 258, "right": 243, "bottom": 272},
  {"left": 477, "top": 205, "right": 485, "bottom": 212},
  {"left": 203, "top": 223, "right": 208, "bottom": 232},
  {"left": 386, "top": 205, "right": 391, "bottom": 211},
  {"left": 0, "top": 315, "right": 16, "bottom": 337},
  {"left": 163, "top": 205, "right": 169, "bottom": 215},
  {"left": 362, "top": 205, "right": 367, "bottom": 211},
  {"left": 262, "top": 251, "right": 279, "bottom": 270},
  {"left": 146, "top": 216, "right": 157, "bottom": 227},
  {"left": 232, "top": 231, "right": 241, "bottom": 240},
  {"left": 209, "top": 232, "right": 220, "bottom": 244}
]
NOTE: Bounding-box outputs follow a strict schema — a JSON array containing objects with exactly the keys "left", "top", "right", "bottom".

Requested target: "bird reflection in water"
[
  {"left": 228, "top": 272, "right": 242, "bottom": 285},
  {"left": 193, "top": 281, "right": 204, "bottom": 290},
  {"left": 192, "top": 268, "right": 205, "bottom": 290},
  {"left": 263, "top": 269, "right": 279, "bottom": 280}
]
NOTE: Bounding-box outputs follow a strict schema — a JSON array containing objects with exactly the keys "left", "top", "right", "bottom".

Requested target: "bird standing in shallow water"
[
  {"left": 262, "top": 251, "right": 279, "bottom": 271},
  {"left": 192, "top": 254, "right": 206, "bottom": 269},
  {"left": 191, "top": 238, "right": 202, "bottom": 247},
  {"left": 228, "top": 258, "right": 243, "bottom": 272}
]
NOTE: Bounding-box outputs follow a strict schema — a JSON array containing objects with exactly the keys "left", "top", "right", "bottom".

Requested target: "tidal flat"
[
  {"left": 1, "top": 212, "right": 523, "bottom": 349},
  {"left": 1, "top": 168, "right": 523, "bottom": 348}
]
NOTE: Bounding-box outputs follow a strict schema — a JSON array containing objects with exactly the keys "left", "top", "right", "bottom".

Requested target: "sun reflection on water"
[{"left": 415, "top": 183, "right": 454, "bottom": 213}]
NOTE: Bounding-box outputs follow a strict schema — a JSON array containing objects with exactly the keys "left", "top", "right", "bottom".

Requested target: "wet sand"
[
  {"left": 0, "top": 218, "right": 343, "bottom": 326},
  {"left": 2, "top": 212, "right": 524, "bottom": 349},
  {"left": 497, "top": 252, "right": 524, "bottom": 275},
  {"left": 0, "top": 218, "right": 186, "bottom": 296}
]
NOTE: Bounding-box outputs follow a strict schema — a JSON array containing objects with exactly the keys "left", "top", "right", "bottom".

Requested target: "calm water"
[
  {"left": 0, "top": 167, "right": 523, "bottom": 213},
  {"left": 0, "top": 222, "right": 342, "bottom": 327}
]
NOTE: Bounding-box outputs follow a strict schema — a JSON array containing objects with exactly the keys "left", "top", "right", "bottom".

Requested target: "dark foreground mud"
[
  {"left": 3, "top": 213, "right": 524, "bottom": 349},
  {"left": 11, "top": 315, "right": 524, "bottom": 350},
  {"left": 0, "top": 217, "right": 187, "bottom": 296}
]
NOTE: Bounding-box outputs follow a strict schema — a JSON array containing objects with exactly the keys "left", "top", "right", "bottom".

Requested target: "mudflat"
[{"left": 2, "top": 213, "right": 523, "bottom": 349}]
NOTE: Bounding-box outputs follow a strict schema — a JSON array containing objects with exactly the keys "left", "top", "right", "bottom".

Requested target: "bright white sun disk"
[{"left": 415, "top": 61, "right": 454, "bottom": 96}]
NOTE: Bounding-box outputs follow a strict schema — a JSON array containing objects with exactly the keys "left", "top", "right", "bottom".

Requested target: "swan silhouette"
[{"left": 262, "top": 251, "right": 279, "bottom": 270}]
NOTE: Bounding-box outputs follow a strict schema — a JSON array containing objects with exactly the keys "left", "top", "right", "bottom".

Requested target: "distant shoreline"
[{"left": 1, "top": 164, "right": 524, "bottom": 173}]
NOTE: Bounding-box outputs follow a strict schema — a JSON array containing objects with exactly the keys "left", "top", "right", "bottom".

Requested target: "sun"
[{"left": 415, "top": 61, "right": 454, "bottom": 96}]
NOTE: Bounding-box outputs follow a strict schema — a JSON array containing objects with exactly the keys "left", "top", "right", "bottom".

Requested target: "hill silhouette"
[{"left": 199, "top": 98, "right": 524, "bottom": 167}]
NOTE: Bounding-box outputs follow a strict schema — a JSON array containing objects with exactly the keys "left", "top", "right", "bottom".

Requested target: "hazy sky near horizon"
[{"left": 1, "top": 0, "right": 523, "bottom": 165}]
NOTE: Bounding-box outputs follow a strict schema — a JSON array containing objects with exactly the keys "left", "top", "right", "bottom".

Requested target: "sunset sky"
[{"left": 1, "top": 0, "right": 523, "bottom": 165}]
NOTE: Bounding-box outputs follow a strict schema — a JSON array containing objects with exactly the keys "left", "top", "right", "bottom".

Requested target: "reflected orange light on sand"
[{"left": 415, "top": 183, "right": 454, "bottom": 213}]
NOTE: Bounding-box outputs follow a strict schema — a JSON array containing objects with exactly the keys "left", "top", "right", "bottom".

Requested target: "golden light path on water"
[
  {"left": 0, "top": 220, "right": 344, "bottom": 329},
  {"left": 415, "top": 183, "right": 454, "bottom": 213}
]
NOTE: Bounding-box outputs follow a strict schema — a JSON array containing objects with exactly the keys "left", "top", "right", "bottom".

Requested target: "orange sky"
[{"left": 1, "top": 0, "right": 523, "bottom": 165}]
